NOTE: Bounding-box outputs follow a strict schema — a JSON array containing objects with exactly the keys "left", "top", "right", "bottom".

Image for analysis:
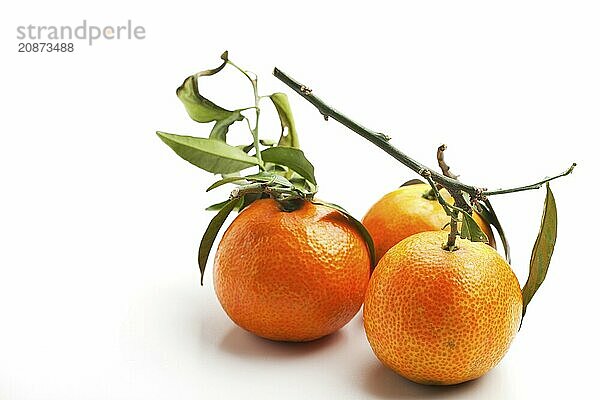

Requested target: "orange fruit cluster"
[{"left": 211, "top": 186, "right": 521, "bottom": 386}]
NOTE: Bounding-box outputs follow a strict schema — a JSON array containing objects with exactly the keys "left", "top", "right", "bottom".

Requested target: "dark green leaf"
[
  {"left": 459, "top": 210, "right": 488, "bottom": 243},
  {"left": 205, "top": 199, "right": 231, "bottom": 211},
  {"left": 270, "top": 93, "right": 300, "bottom": 148},
  {"left": 312, "top": 200, "right": 377, "bottom": 271},
  {"left": 521, "top": 183, "right": 557, "bottom": 319},
  {"left": 478, "top": 199, "right": 510, "bottom": 262},
  {"left": 209, "top": 110, "right": 244, "bottom": 141},
  {"left": 400, "top": 179, "right": 425, "bottom": 187},
  {"left": 238, "top": 193, "right": 262, "bottom": 211},
  {"left": 238, "top": 143, "right": 255, "bottom": 153},
  {"left": 157, "top": 131, "right": 259, "bottom": 174},
  {"left": 261, "top": 147, "right": 317, "bottom": 186},
  {"left": 198, "top": 197, "right": 240, "bottom": 285}
]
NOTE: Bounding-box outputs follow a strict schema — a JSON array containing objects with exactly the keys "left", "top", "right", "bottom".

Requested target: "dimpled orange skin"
[
  {"left": 362, "top": 184, "right": 495, "bottom": 262},
  {"left": 214, "top": 198, "right": 371, "bottom": 342},
  {"left": 364, "top": 230, "right": 522, "bottom": 385}
]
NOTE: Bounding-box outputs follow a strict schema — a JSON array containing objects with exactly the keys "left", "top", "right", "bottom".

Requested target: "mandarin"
[
  {"left": 362, "top": 184, "right": 495, "bottom": 262},
  {"left": 214, "top": 198, "right": 371, "bottom": 342},
  {"left": 364, "top": 230, "right": 522, "bottom": 385}
]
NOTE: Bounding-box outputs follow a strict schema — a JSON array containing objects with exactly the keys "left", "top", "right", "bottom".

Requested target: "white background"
[{"left": 1, "top": 1, "right": 599, "bottom": 399}]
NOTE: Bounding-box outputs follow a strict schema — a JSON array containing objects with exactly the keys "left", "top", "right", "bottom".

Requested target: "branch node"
[
  {"left": 420, "top": 168, "right": 431, "bottom": 177},
  {"left": 300, "top": 85, "right": 312, "bottom": 95}
]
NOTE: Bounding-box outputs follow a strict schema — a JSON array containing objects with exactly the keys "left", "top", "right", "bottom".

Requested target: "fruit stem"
[
  {"left": 422, "top": 171, "right": 460, "bottom": 251},
  {"left": 435, "top": 145, "right": 465, "bottom": 250},
  {"left": 272, "top": 68, "right": 576, "bottom": 199}
]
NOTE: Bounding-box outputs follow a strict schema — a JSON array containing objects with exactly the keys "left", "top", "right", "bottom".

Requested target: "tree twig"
[
  {"left": 437, "top": 144, "right": 459, "bottom": 180},
  {"left": 483, "top": 163, "right": 577, "bottom": 195},
  {"left": 272, "top": 68, "right": 576, "bottom": 199}
]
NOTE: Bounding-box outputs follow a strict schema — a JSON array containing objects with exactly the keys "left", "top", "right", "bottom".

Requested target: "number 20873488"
[{"left": 18, "top": 42, "right": 74, "bottom": 52}]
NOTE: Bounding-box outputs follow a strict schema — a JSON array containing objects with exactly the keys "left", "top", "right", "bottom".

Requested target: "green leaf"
[
  {"left": 206, "top": 176, "right": 246, "bottom": 192},
  {"left": 177, "top": 75, "right": 232, "bottom": 123},
  {"left": 206, "top": 171, "right": 295, "bottom": 192},
  {"left": 266, "top": 164, "right": 286, "bottom": 172},
  {"left": 209, "top": 110, "right": 244, "bottom": 141},
  {"left": 176, "top": 52, "right": 240, "bottom": 124},
  {"left": 270, "top": 93, "right": 300, "bottom": 148},
  {"left": 312, "top": 200, "right": 377, "bottom": 271},
  {"left": 157, "top": 131, "right": 259, "bottom": 174},
  {"left": 459, "top": 210, "right": 489, "bottom": 243},
  {"left": 205, "top": 199, "right": 231, "bottom": 211},
  {"left": 246, "top": 172, "right": 294, "bottom": 187},
  {"left": 400, "top": 179, "right": 425, "bottom": 187},
  {"left": 290, "top": 175, "right": 316, "bottom": 195},
  {"left": 198, "top": 197, "right": 240, "bottom": 285},
  {"left": 478, "top": 199, "right": 511, "bottom": 263},
  {"left": 237, "top": 143, "right": 255, "bottom": 153},
  {"left": 521, "top": 183, "right": 557, "bottom": 319},
  {"left": 261, "top": 147, "right": 317, "bottom": 186}
]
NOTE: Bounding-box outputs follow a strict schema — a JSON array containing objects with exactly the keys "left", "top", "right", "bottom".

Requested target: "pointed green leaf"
[
  {"left": 312, "top": 200, "right": 376, "bottom": 270},
  {"left": 206, "top": 176, "right": 246, "bottom": 192},
  {"left": 261, "top": 147, "right": 317, "bottom": 186},
  {"left": 176, "top": 75, "right": 233, "bottom": 123},
  {"left": 205, "top": 199, "right": 231, "bottom": 211},
  {"left": 400, "top": 179, "right": 425, "bottom": 187},
  {"left": 270, "top": 93, "right": 300, "bottom": 148},
  {"left": 247, "top": 172, "right": 293, "bottom": 188},
  {"left": 237, "top": 143, "right": 255, "bottom": 153},
  {"left": 478, "top": 199, "right": 510, "bottom": 263},
  {"left": 459, "top": 210, "right": 489, "bottom": 243},
  {"left": 290, "top": 175, "right": 316, "bottom": 195},
  {"left": 157, "top": 131, "right": 259, "bottom": 174},
  {"left": 522, "top": 183, "right": 557, "bottom": 318},
  {"left": 176, "top": 52, "right": 239, "bottom": 124},
  {"left": 209, "top": 110, "right": 244, "bottom": 141},
  {"left": 198, "top": 197, "right": 240, "bottom": 285}
]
